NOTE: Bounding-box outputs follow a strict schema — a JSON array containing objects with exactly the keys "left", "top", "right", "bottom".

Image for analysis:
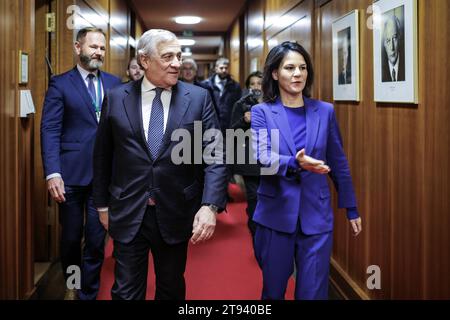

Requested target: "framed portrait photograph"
[
  {"left": 332, "top": 10, "right": 360, "bottom": 101},
  {"left": 373, "top": 0, "right": 418, "bottom": 103}
]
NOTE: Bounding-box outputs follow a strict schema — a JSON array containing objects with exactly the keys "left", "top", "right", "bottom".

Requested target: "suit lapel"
[
  {"left": 155, "top": 82, "right": 190, "bottom": 160},
  {"left": 271, "top": 100, "right": 296, "bottom": 156},
  {"left": 122, "top": 79, "right": 153, "bottom": 160},
  {"left": 69, "top": 67, "right": 98, "bottom": 123},
  {"left": 304, "top": 97, "right": 320, "bottom": 155}
]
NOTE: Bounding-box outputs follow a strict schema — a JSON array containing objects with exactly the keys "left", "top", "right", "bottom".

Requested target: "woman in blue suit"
[{"left": 251, "top": 41, "right": 362, "bottom": 300}]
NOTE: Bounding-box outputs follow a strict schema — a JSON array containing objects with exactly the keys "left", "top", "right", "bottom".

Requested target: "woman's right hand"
[
  {"left": 296, "top": 149, "right": 330, "bottom": 174},
  {"left": 244, "top": 111, "right": 251, "bottom": 123}
]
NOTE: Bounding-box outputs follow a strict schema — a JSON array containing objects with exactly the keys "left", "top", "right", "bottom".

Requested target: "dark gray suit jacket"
[{"left": 93, "top": 80, "right": 227, "bottom": 244}]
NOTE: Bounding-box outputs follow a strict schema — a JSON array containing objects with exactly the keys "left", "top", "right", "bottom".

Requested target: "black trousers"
[
  {"left": 242, "top": 175, "right": 260, "bottom": 237},
  {"left": 111, "top": 206, "right": 188, "bottom": 300}
]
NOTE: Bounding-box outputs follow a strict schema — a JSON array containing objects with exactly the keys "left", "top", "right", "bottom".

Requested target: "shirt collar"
[
  {"left": 388, "top": 55, "right": 400, "bottom": 74},
  {"left": 141, "top": 75, "right": 172, "bottom": 93},
  {"left": 77, "top": 64, "right": 99, "bottom": 80},
  {"left": 214, "top": 74, "right": 227, "bottom": 86}
]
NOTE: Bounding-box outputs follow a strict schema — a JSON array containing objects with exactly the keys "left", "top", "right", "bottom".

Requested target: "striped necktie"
[{"left": 147, "top": 87, "right": 164, "bottom": 159}]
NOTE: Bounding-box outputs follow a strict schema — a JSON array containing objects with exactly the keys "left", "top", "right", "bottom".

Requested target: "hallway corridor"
[{"left": 33, "top": 184, "right": 343, "bottom": 300}]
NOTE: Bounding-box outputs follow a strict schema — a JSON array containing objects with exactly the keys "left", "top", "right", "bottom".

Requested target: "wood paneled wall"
[
  {"left": 229, "top": 19, "right": 241, "bottom": 84},
  {"left": 0, "top": 0, "right": 35, "bottom": 299},
  {"left": 1, "top": 0, "right": 141, "bottom": 299},
  {"left": 246, "top": 0, "right": 265, "bottom": 73},
  {"left": 241, "top": 0, "right": 450, "bottom": 299}
]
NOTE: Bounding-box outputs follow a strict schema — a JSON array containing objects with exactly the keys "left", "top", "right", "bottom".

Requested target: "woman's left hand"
[{"left": 350, "top": 217, "right": 362, "bottom": 236}]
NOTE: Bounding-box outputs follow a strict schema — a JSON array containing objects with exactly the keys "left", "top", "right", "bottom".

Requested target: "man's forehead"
[
  {"left": 157, "top": 40, "right": 181, "bottom": 55},
  {"left": 385, "top": 20, "right": 398, "bottom": 33},
  {"left": 84, "top": 32, "right": 105, "bottom": 42}
]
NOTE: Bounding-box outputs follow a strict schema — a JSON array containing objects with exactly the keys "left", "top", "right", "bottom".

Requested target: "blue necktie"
[
  {"left": 147, "top": 87, "right": 164, "bottom": 159},
  {"left": 87, "top": 74, "right": 97, "bottom": 104}
]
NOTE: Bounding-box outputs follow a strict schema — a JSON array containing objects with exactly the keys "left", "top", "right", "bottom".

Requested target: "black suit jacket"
[
  {"left": 338, "top": 68, "right": 351, "bottom": 85},
  {"left": 93, "top": 80, "right": 228, "bottom": 244},
  {"left": 201, "top": 75, "right": 242, "bottom": 132},
  {"left": 382, "top": 54, "right": 405, "bottom": 82}
]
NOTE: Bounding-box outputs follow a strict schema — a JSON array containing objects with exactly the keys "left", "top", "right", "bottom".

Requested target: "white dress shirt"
[
  {"left": 214, "top": 74, "right": 226, "bottom": 95},
  {"left": 388, "top": 56, "right": 400, "bottom": 82},
  {"left": 77, "top": 64, "right": 104, "bottom": 104},
  {"left": 141, "top": 76, "right": 172, "bottom": 141}
]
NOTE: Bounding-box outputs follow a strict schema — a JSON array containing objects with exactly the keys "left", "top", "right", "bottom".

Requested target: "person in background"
[
  {"left": 180, "top": 58, "right": 198, "bottom": 84},
  {"left": 126, "top": 57, "right": 144, "bottom": 82},
  {"left": 230, "top": 71, "right": 263, "bottom": 242},
  {"left": 181, "top": 58, "right": 218, "bottom": 116},
  {"left": 251, "top": 41, "right": 362, "bottom": 300},
  {"left": 201, "top": 57, "right": 242, "bottom": 134},
  {"left": 40, "top": 27, "right": 121, "bottom": 300}
]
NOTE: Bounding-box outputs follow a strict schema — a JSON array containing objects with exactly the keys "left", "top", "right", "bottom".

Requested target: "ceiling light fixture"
[
  {"left": 175, "top": 16, "right": 202, "bottom": 25},
  {"left": 179, "top": 39, "right": 196, "bottom": 46}
]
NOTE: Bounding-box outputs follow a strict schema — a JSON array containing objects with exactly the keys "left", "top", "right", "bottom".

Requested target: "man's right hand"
[
  {"left": 243, "top": 111, "right": 251, "bottom": 123},
  {"left": 98, "top": 210, "right": 109, "bottom": 230},
  {"left": 47, "top": 177, "right": 66, "bottom": 203}
]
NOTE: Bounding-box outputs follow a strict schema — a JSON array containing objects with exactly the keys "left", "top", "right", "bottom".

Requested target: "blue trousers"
[
  {"left": 254, "top": 223, "right": 333, "bottom": 300},
  {"left": 59, "top": 185, "right": 106, "bottom": 300}
]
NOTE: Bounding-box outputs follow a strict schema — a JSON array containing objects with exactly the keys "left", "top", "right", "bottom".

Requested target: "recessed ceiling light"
[
  {"left": 179, "top": 39, "right": 196, "bottom": 46},
  {"left": 175, "top": 16, "right": 202, "bottom": 25}
]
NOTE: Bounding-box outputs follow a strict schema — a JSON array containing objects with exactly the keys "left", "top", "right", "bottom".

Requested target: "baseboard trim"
[{"left": 329, "top": 258, "right": 370, "bottom": 300}]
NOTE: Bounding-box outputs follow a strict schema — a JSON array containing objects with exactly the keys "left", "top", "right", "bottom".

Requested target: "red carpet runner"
[{"left": 97, "top": 183, "right": 295, "bottom": 300}]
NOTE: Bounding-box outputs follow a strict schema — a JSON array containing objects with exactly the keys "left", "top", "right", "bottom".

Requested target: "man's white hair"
[
  {"left": 137, "top": 29, "right": 178, "bottom": 65},
  {"left": 182, "top": 58, "right": 198, "bottom": 71}
]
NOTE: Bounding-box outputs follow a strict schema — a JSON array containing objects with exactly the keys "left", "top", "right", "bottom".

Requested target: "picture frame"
[
  {"left": 19, "top": 50, "right": 29, "bottom": 84},
  {"left": 332, "top": 10, "right": 360, "bottom": 102},
  {"left": 373, "top": 0, "right": 418, "bottom": 103}
]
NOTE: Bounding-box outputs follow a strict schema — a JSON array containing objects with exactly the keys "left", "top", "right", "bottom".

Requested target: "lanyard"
[{"left": 91, "top": 75, "right": 102, "bottom": 121}]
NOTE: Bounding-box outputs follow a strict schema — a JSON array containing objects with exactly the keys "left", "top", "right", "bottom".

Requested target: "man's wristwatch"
[{"left": 204, "top": 204, "right": 219, "bottom": 213}]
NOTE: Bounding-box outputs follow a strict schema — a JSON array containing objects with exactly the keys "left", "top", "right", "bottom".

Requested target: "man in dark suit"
[
  {"left": 201, "top": 57, "right": 242, "bottom": 133},
  {"left": 40, "top": 27, "right": 121, "bottom": 300},
  {"left": 381, "top": 15, "right": 405, "bottom": 82},
  {"left": 93, "top": 29, "right": 228, "bottom": 300}
]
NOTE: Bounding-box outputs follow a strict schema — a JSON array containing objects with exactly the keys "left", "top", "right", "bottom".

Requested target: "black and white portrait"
[
  {"left": 373, "top": 0, "right": 418, "bottom": 103},
  {"left": 332, "top": 10, "right": 360, "bottom": 101},
  {"left": 381, "top": 6, "right": 405, "bottom": 82},
  {"left": 338, "top": 27, "right": 352, "bottom": 85}
]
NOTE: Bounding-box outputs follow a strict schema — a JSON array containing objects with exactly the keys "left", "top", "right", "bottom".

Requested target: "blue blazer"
[
  {"left": 41, "top": 67, "right": 121, "bottom": 186},
  {"left": 92, "top": 80, "right": 228, "bottom": 244},
  {"left": 251, "top": 97, "right": 357, "bottom": 235}
]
